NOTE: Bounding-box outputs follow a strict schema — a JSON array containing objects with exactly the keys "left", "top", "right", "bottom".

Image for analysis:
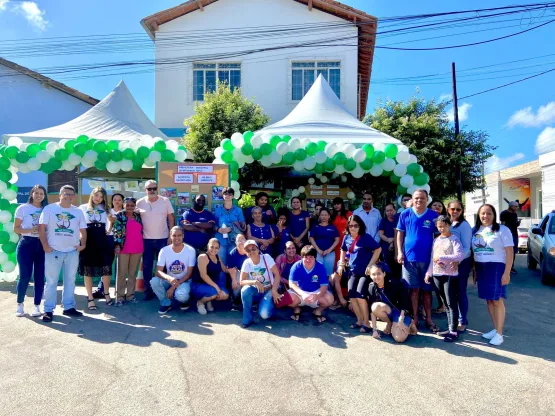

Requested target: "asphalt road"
[{"left": 1, "top": 254, "right": 554, "bottom": 416}]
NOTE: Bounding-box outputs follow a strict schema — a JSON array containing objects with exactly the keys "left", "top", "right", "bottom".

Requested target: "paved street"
[{"left": 1, "top": 254, "right": 554, "bottom": 416}]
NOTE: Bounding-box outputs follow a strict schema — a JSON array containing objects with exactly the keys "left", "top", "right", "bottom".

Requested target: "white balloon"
[
  {"left": 341, "top": 144, "right": 356, "bottom": 158},
  {"left": 59, "top": 139, "right": 68, "bottom": 150},
  {"left": 422, "top": 184, "right": 431, "bottom": 193},
  {"left": 120, "top": 160, "right": 133, "bottom": 172},
  {"left": 408, "top": 154, "right": 418, "bottom": 164},
  {"left": 320, "top": 176, "right": 328, "bottom": 183},
  {"left": 288, "top": 138, "right": 301, "bottom": 152},
  {"left": 341, "top": 175, "right": 347, "bottom": 182},
  {"left": 250, "top": 135, "right": 263, "bottom": 149},
  {"left": 300, "top": 138, "right": 312, "bottom": 148},
  {"left": 293, "top": 161, "right": 304, "bottom": 171},
  {"left": 276, "top": 142, "right": 289, "bottom": 155},
  {"left": 298, "top": 186, "right": 306, "bottom": 193},
  {"left": 291, "top": 189, "right": 300, "bottom": 197},
  {"left": 9, "top": 232, "right": 19, "bottom": 243},
  {"left": 351, "top": 167, "right": 364, "bottom": 179},
  {"left": 106, "top": 161, "right": 121, "bottom": 174},
  {"left": 374, "top": 143, "right": 386, "bottom": 152},
  {"left": 244, "top": 155, "right": 254, "bottom": 164},
  {"left": 428, "top": 195, "right": 433, "bottom": 205},
  {"left": 231, "top": 132, "right": 244, "bottom": 148},
  {"left": 0, "top": 210, "right": 12, "bottom": 223},
  {"left": 393, "top": 163, "right": 408, "bottom": 177},
  {"left": 270, "top": 152, "right": 282, "bottom": 164},
  {"left": 165, "top": 140, "right": 179, "bottom": 153},
  {"left": 81, "top": 159, "right": 94, "bottom": 168},
  {"left": 398, "top": 145, "right": 409, "bottom": 153},
  {"left": 370, "top": 165, "right": 383, "bottom": 177},
  {"left": 353, "top": 148, "right": 366, "bottom": 163},
  {"left": 118, "top": 141, "right": 130, "bottom": 151},
  {"left": 37, "top": 150, "right": 51, "bottom": 163},
  {"left": 130, "top": 139, "right": 141, "bottom": 151},
  {"left": 0, "top": 252, "right": 7, "bottom": 265},
  {"left": 231, "top": 180, "right": 241, "bottom": 193},
  {"left": 214, "top": 147, "right": 224, "bottom": 159},
  {"left": 7, "top": 137, "right": 22, "bottom": 148},
  {"left": 335, "top": 165, "right": 346, "bottom": 174},
  {"left": 83, "top": 150, "right": 97, "bottom": 162},
  {"left": 18, "top": 164, "right": 30, "bottom": 174},
  {"left": 175, "top": 149, "right": 187, "bottom": 162},
  {"left": 61, "top": 160, "right": 74, "bottom": 171},
  {"left": 347, "top": 192, "right": 355, "bottom": 200},
  {"left": 19, "top": 143, "right": 29, "bottom": 152},
  {"left": 407, "top": 185, "right": 419, "bottom": 195},
  {"left": 232, "top": 148, "right": 243, "bottom": 161},
  {"left": 396, "top": 151, "right": 410, "bottom": 165},
  {"left": 68, "top": 154, "right": 81, "bottom": 165},
  {"left": 27, "top": 157, "right": 41, "bottom": 171},
  {"left": 315, "top": 174, "right": 322, "bottom": 178},
  {"left": 303, "top": 157, "right": 316, "bottom": 171},
  {"left": 314, "top": 151, "right": 327, "bottom": 164},
  {"left": 2, "top": 189, "right": 16, "bottom": 201},
  {"left": 382, "top": 158, "right": 396, "bottom": 171},
  {"left": 261, "top": 133, "right": 272, "bottom": 143},
  {"left": 9, "top": 162, "right": 19, "bottom": 172},
  {"left": 260, "top": 155, "right": 272, "bottom": 167},
  {"left": 45, "top": 142, "right": 58, "bottom": 156},
  {"left": 10, "top": 172, "right": 18, "bottom": 183},
  {"left": 148, "top": 151, "right": 162, "bottom": 163},
  {"left": 400, "top": 174, "right": 415, "bottom": 188},
  {"left": 2, "top": 265, "right": 17, "bottom": 280},
  {"left": 237, "top": 159, "right": 246, "bottom": 169},
  {"left": 324, "top": 143, "right": 338, "bottom": 158}
]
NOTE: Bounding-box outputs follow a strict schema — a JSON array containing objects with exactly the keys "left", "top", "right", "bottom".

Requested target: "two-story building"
[{"left": 141, "top": 0, "right": 377, "bottom": 137}]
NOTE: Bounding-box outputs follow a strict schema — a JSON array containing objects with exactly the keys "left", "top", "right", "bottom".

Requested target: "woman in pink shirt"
[{"left": 113, "top": 198, "right": 144, "bottom": 306}]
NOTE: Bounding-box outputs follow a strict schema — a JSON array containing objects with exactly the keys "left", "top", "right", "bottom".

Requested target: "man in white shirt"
[
  {"left": 136, "top": 180, "right": 175, "bottom": 301},
  {"left": 38, "top": 185, "right": 87, "bottom": 322},
  {"left": 353, "top": 191, "right": 382, "bottom": 243},
  {"left": 151, "top": 226, "right": 196, "bottom": 314}
]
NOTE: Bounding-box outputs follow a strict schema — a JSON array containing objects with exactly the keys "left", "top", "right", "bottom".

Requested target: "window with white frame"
[
  {"left": 193, "top": 63, "right": 241, "bottom": 101},
  {"left": 292, "top": 61, "right": 340, "bottom": 100}
]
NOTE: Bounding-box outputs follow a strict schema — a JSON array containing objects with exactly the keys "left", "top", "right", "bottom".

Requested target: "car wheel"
[
  {"left": 540, "top": 257, "right": 555, "bottom": 286},
  {"left": 527, "top": 248, "right": 537, "bottom": 270}
]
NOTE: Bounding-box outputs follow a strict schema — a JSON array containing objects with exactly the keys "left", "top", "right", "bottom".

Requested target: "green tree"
[
  {"left": 364, "top": 96, "right": 495, "bottom": 200},
  {"left": 184, "top": 83, "right": 270, "bottom": 162}
]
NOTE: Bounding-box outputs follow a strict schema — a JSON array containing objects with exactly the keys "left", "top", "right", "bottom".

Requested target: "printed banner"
[{"left": 501, "top": 178, "right": 531, "bottom": 217}]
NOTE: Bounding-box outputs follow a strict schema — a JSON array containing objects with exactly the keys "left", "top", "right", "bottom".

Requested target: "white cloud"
[
  {"left": 15, "top": 1, "right": 48, "bottom": 31},
  {"left": 439, "top": 93, "right": 452, "bottom": 102},
  {"left": 507, "top": 102, "right": 555, "bottom": 128},
  {"left": 0, "top": 0, "right": 9, "bottom": 11},
  {"left": 485, "top": 152, "right": 525, "bottom": 173},
  {"left": 535, "top": 127, "right": 555, "bottom": 154},
  {"left": 447, "top": 102, "right": 472, "bottom": 122}
]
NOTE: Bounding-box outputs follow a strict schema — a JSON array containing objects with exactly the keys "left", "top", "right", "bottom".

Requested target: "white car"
[{"left": 518, "top": 227, "right": 528, "bottom": 253}]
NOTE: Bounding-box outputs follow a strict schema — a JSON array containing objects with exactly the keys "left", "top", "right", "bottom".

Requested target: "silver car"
[{"left": 528, "top": 215, "right": 555, "bottom": 286}]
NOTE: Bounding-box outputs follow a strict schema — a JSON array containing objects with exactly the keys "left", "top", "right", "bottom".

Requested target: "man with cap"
[{"left": 500, "top": 201, "right": 520, "bottom": 274}]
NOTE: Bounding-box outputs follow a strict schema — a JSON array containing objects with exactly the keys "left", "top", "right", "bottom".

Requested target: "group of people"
[{"left": 13, "top": 182, "right": 514, "bottom": 346}]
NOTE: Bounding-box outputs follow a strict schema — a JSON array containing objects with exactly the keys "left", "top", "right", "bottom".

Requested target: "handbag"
[{"left": 262, "top": 254, "right": 293, "bottom": 308}]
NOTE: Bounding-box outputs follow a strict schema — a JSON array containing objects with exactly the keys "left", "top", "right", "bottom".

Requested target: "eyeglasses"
[
  {"left": 246, "top": 247, "right": 258, "bottom": 253},
  {"left": 146, "top": 187, "right": 157, "bottom": 191},
  {"left": 449, "top": 207, "right": 462, "bottom": 212},
  {"left": 62, "top": 193, "right": 75, "bottom": 197},
  {"left": 348, "top": 224, "right": 360, "bottom": 228}
]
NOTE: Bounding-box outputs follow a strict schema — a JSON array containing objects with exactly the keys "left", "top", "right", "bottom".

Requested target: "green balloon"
[
  {"left": 137, "top": 146, "right": 150, "bottom": 159},
  {"left": 0, "top": 157, "right": 10, "bottom": 170},
  {"left": 132, "top": 158, "right": 144, "bottom": 171},
  {"left": 0, "top": 170, "right": 12, "bottom": 183},
  {"left": 252, "top": 149, "right": 263, "bottom": 161},
  {"left": 390, "top": 174, "right": 401, "bottom": 184},
  {"left": 39, "top": 140, "right": 49, "bottom": 150},
  {"left": 344, "top": 158, "right": 356, "bottom": 172},
  {"left": 54, "top": 149, "right": 68, "bottom": 161},
  {"left": 16, "top": 151, "right": 30, "bottom": 164},
  {"left": 107, "top": 140, "right": 119, "bottom": 151},
  {"left": 177, "top": 145, "right": 186, "bottom": 151},
  {"left": 40, "top": 163, "right": 53, "bottom": 174},
  {"left": 241, "top": 143, "right": 253, "bottom": 156},
  {"left": 121, "top": 148, "right": 134, "bottom": 160},
  {"left": 76, "top": 135, "right": 89, "bottom": 144},
  {"left": 317, "top": 141, "right": 327, "bottom": 151},
  {"left": 94, "top": 160, "right": 106, "bottom": 171},
  {"left": 98, "top": 152, "right": 110, "bottom": 163},
  {"left": 9, "top": 184, "right": 17, "bottom": 192},
  {"left": 333, "top": 152, "right": 346, "bottom": 165},
  {"left": 93, "top": 141, "right": 106, "bottom": 153},
  {"left": 1, "top": 242, "right": 16, "bottom": 254},
  {"left": 414, "top": 172, "right": 429, "bottom": 186},
  {"left": 221, "top": 150, "right": 233, "bottom": 163},
  {"left": 314, "top": 163, "right": 325, "bottom": 174},
  {"left": 270, "top": 135, "right": 281, "bottom": 149},
  {"left": 362, "top": 144, "right": 375, "bottom": 158},
  {"left": 384, "top": 144, "right": 398, "bottom": 159},
  {"left": 397, "top": 185, "right": 408, "bottom": 195},
  {"left": 382, "top": 170, "right": 392, "bottom": 177},
  {"left": 324, "top": 159, "right": 336, "bottom": 172},
  {"left": 74, "top": 143, "right": 87, "bottom": 157},
  {"left": 360, "top": 159, "right": 373, "bottom": 170},
  {"left": 243, "top": 131, "right": 254, "bottom": 143},
  {"left": 50, "top": 159, "right": 62, "bottom": 171},
  {"left": 231, "top": 171, "right": 239, "bottom": 181},
  {"left": 298, "top": 192, "right": 307, "bottom": 200},
  {"left": 0, "top": 199, "right": 9, "bottom": 210},
  {"left": 5, "top": 146, "right": 18, "bottom": 159},
  {"left": 229, "top": 161, "right": 239, "bottom": 172},
  {"left": 306, "top": 142, "right": 319, "bottom": 156},
  {"left": 27, "top": 144, "right": 40, "bottom": 157},
  {"left": 154, "top": 140, "right": 166, "bottom": 152},
  {"left": 372, "top": 151, "right": 385, "bottom": 164},
  {"left": 162, "top": 149, "right": 175, "bottom": 161},
  {"left": 9, "top": 203, "right": 17, "bottom": 214},
  {"left": 407, "top": 163, "right": 420, "bottom": 176},
  {"left": 0, "top": 231, "right": 8, "bottom": 244},
  {"left": 86, "top": 139, "right": 96, "bottom": 150},
  {"left": 222, "top": 139, "right": 234, "bottom": 151},
  {"left": 294, "top": 148, "right": 307, "bottom": 161},
  {"left": 282, "top": 152, "right": 295, "bottom": 165},
  {"left": 260, "top": 143, "right": 272, "bottom": 156},
  {"left": 64, "top": 140, "right": 76, "bottom": 153},
  {"left": 282, "top": 135, "right": 291, "bottom": 143},
  {"left": 111, "top": 150, "right": 122, "bottom": 162},
  {"left": 0, "top": 146, "right": 5, "bottom": 157}
]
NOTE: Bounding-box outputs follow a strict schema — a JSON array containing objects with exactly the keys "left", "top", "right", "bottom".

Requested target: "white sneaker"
[
  {"left": 206, "top": 301, "right": 214, "bottom": 312},
  {"left": 197, "top": 301, "right": 207, "bottom": 315},
  {"left": 489, "top": 333, "right": 504, "bottom": 346},
  {"left": 482, "top": 329, "right": 497, "bottom": 340},
  {"left": 31, "top": 305, "right": 42, "bottom": 317},
  {"left": 15, "top": 303, "right": 24, "bottom": 317}
]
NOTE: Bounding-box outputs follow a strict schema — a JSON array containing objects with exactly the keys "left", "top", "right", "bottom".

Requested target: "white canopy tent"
[
  {"left": 256, "top": 74, "right": 400, "bottom": 145},
  {"left": 3, "top": 80, "right": 167, "bottom": 143}
]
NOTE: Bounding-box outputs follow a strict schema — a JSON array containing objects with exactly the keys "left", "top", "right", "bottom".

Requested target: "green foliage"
[
  {"left": 184, "top": 83, "right": 270, "bottom": 163},
  {"left": 237, "top": 192, "right": 255, "bottom": 210},
  {"left": 364, "top": 96, "right": 495, "bottom": 200}
]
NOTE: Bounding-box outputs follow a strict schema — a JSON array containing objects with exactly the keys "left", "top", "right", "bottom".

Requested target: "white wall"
[
  {"left": 0, "top": 64, "right": 94, "bottom": 188},
  {"left": 154, "top": 0, "right": 359, "bottom": 128}
]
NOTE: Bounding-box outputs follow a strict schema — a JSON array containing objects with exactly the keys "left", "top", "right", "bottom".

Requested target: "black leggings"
[
  {"left": 348, "top": 272, "right": 369, "bottom": 299},
  {"left": 433, "top": 275, "right": 460, "bottom": 332}
]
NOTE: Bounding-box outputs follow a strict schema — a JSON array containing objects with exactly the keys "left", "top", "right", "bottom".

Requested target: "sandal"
[
  {"left": 350, "top": 323, "right": 362, "bottom": 329},
  {"left": 291, "top": 308, "right": 301, "bottom": 321},
  {"left": 87, "top": 299, "right": 97, "bottom": 311},
  {"left": 360, "top": 325, "right": 372, "bottom": 334},
  {"left": 313, "top": 312, "right": 327, "bottom": 323},
  {"left": 426, "top": 322, "right": 440, "bottom": 333},
  {"left": 104, "top": 294, "right": 114, "bottom": 306}
]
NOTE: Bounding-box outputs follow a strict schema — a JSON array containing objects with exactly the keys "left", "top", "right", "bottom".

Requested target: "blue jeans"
[
  {"left": 241, "top": 286, "right": 275, "bottom": 325},
  {"left": 317, "top": 252, "right": 335, "bottom": 276},
  {"left": 151, "top": 277, "right": 191, "bottom": 307},
  {"left": 457, "top": 257, "right": 472, "bottom": 326},
  {"left": 142, "top": 238, "right": 168, "bottom": 294},
  {"left": 16, "top": 237, "right": 45, "bottom": 305},
  {"left": 43, "top": 250, "right": 79, "bottom": 313},
  {"left": 218, "top": 240, "right": 231, "bottom": 266}
]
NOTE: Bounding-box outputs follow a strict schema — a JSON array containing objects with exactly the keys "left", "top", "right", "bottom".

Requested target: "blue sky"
[{"left": 0, "top": 0, "right": 554, "bottom": 173}]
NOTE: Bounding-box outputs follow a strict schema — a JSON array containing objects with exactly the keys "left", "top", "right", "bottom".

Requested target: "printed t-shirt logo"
[
  {"left": 168, "top": 260, "right": 185, "bottom": 274},
  {"left": 422, "top": 220, "right": 432, "bottom": 228},
  {"left": 311, "top": 274, "right": 319, "bottom": 283},
  {"left": 85, "top": 208, "right": 105, "bottom": 222},
  {"left": 30, "top": 211, "right": 40, "bottom": 226},
  {"left": 249, "top": 267, "right": 269, "bottom": 286},
  {"left": 472, "top": 232, "right": 494, "bottom": 253},
  {"left": 55, "top": 212, "right": 76, "bottom": 234}
]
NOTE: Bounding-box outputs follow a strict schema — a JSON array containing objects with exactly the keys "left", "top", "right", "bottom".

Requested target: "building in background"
[{"left": 141, "top": 0, "right": 377, "bottom": 132}]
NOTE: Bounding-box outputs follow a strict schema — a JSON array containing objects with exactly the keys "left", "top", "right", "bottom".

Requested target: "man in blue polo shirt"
[
  {"left": 396, "top": 189, "right": 439, "bottom": 332},
  {"left": 287, "top": 245, "right": 334, "bottom": 322},
  {"left": 181, "top": 195, "right": 216, "bottom": 253}
]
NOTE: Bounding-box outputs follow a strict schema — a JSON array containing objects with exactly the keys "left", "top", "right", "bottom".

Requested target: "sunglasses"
[
  {"left": 146, "top": 187, "right": 158, "bottom": 191},
  {"left": 449, "top": 208, "right": 462, "bottom": 212},
  {"left": 348, "top": 224, "right": 360, "bottom": 228},
  {"left": 124, "top": 197, "right": 136, "bottom": 202},
  {"left": 246, "top": 247, "right": 258, "bottom": 253}
]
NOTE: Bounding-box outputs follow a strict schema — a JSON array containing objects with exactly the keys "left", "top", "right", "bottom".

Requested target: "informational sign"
[
  {"left": 157, "top": 162, "right": 230, "bottom": 214},
  {"left": 16, "top": 186, "right": 33, "bottom": 204},
  {"left": 304, "top": 184, "right": 350, "bottom": 213},
  {"left": 501, "top": 178, "right": 531, "bottom": 217}
]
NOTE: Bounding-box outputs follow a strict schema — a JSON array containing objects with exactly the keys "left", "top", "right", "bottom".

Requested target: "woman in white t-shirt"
[
  {"left": 471, "top": 204, "right": 514, "bottom": 346},
  {"left": 13, "top": 185, "right": 48, "bottom": 318},
  {"left": 239, "top": 240, "right": 281, "bottom": 328}
]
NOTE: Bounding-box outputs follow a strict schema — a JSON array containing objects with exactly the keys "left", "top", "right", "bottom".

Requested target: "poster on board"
[{"left": 501, "top": 178, "right": 531, "bottom": 217}]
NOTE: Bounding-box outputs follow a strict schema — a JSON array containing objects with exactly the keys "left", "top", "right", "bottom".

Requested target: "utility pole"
[
  {"left": 452, "top": 62, "right": 463, "bottom": 201},
  {"left": 481, "top": 160, "right": 486, "bottom": 204}
]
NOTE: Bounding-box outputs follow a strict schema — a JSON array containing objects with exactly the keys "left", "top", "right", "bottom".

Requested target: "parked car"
[
  {"left": 527, "top": 215, "right": 555, "bottom": 285},
  {"left": 518, "top": 227, "right": 528, "bottom": 253}
]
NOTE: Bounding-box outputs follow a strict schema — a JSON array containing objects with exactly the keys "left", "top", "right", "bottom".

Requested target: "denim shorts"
[
  {"left": 388, "top": 308, "right": 412, "bottom": 327},
  {"left": 402, "top": 261, "right": 435, "bottom": 291}
]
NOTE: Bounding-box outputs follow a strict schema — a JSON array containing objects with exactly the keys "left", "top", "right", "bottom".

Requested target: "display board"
[
  {"left": 304, "top": 184, "right": 350, "bottom": 212},
  {"left": 157, "top": 162, "right": 230, "bottom": 216},
  {"left": 501, "top": 178, "right": 531, "bottom": 217}
]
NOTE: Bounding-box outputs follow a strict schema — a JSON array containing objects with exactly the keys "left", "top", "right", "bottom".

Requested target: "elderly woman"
[
  {"left": 192, "top": 238, "right": 230, "bottom": 315},
  {"left": 247, "top": 206, "right": 276, "bottom": 255},
  {"left": 239, "top": 240, "right": 281, "bottom": 328}
]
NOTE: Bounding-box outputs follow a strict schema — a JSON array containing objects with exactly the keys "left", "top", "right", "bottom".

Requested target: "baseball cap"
[{"left": 244, "top": 240, "right": 259, "bottom": 249}]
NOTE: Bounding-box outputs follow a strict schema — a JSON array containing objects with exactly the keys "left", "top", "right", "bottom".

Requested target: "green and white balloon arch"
[
  {"left": 212, "top": 131, "right": 431, "bottom": 197},
  {"left": 0, "top": 134, "right": 188, "bottom": 282}
]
